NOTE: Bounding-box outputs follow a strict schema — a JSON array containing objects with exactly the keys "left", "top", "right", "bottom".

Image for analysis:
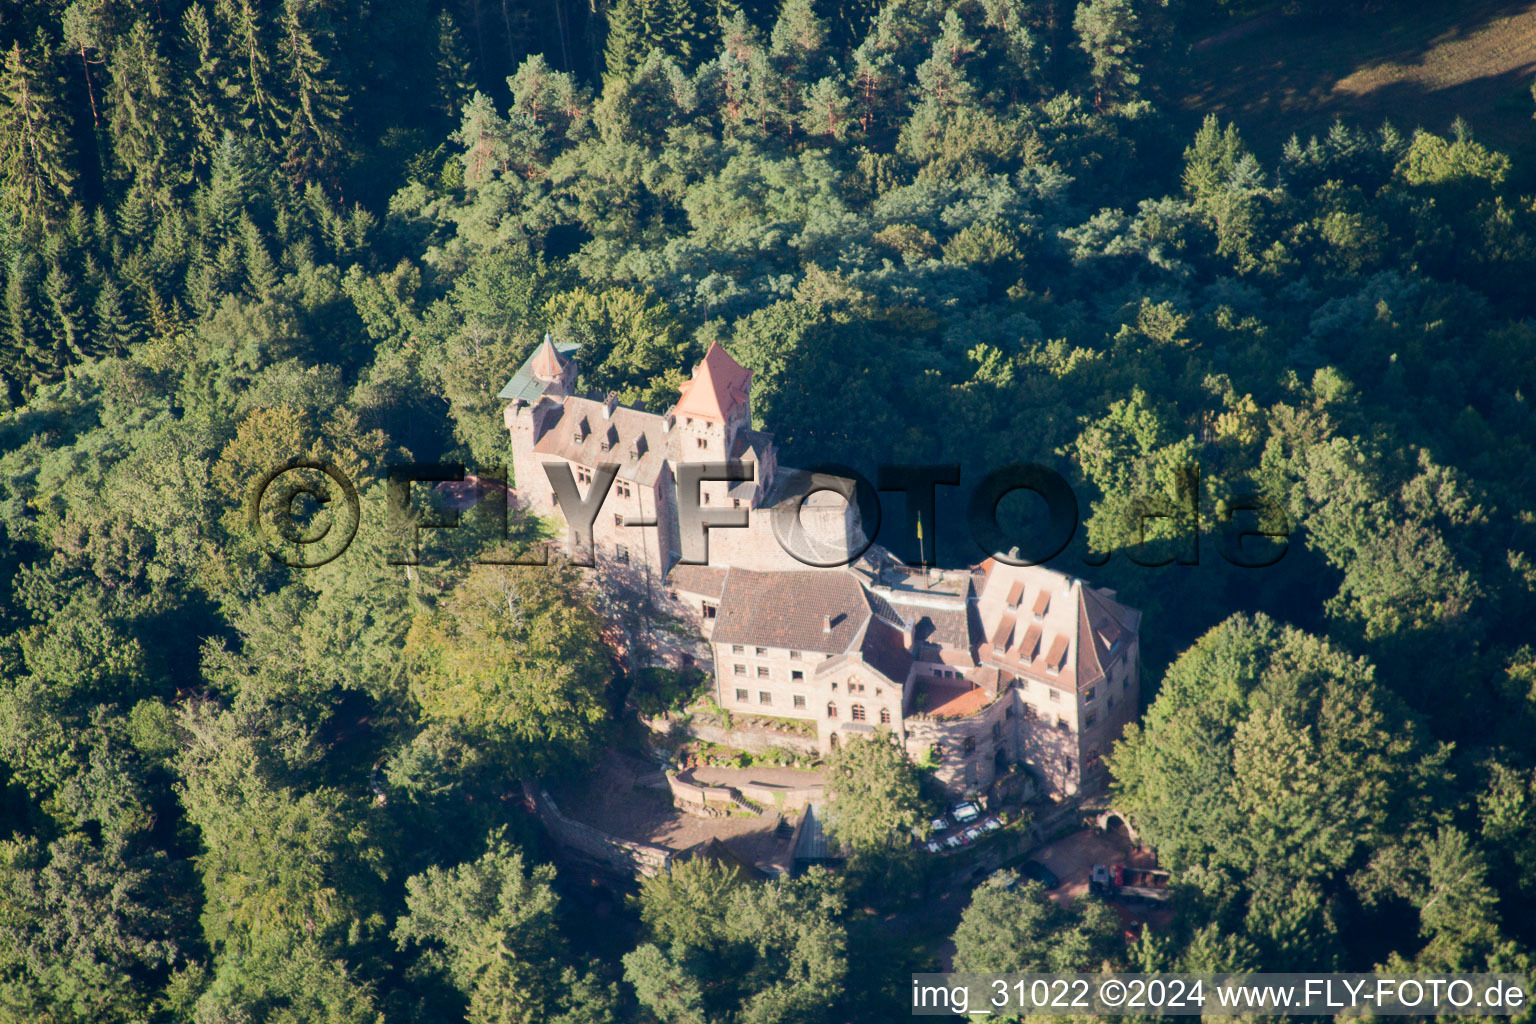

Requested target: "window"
[
  {"left": 962, "top": 736, "right": 976, "bottom": 754},
  {"left": 875, "top": 688, "right": 882, "bottom": 696},
  {"left": 791, "top": 670, "right": 804, "bottom": 681},
  {"left": 696, "top": 437, "right": 707, "bottom": 449},
  {"left": 1048, "top": 688, "right": 1061, "bottom": 702},
  {"left": 759, "top": 691, "right": 771, "bottom": 705},
  {"left": 616, "top": 482, "right": 631, "bottom": 498},
  {"left": 703, "top": 492, "right": 711, "bottom": 504},
  {"left": 1056, "top": 716, "right": 1068, "bottom": 731},
  {"left": 735, "top": 688, "right": 748, "bottom": 701},
  {"left": 614, "top": 544, "right": 628, "bottom": 563},
  {"left": 879, "top": 707, "right": 891, "bottom": 724},
  {"left": 851, "top": 704, "right": 866, "bottom": 721},
  {"left": 1084, "top": 686, "right": 1096, "bottom": 702},
  {"left": 732, "top": 645, "right": 745, "bottom": 654},
  {"left": 789, "top": 650, "right": 801, "bottom": 660},
  {"left": 550, "top": 491, "right": 558, "bottom": 506},
  {"left": 793, "top": 695, "right": 806, "bottom": 709},
  {"left": 755, "top": 647, "right": 767, "bottom": 656},
  {"left": 830, "top": 682, "right": 838, "bottom": 691},
  {"left": 1085, "top": 748, "right": 1101, "bottom": 769},
  {"left": 734, "top": 664, "right": 746, "bottom": 676},
  {"left": 826, "top": 702, "right": 837, "bottom": 718},
  {"left": 733, "top": 498, "right": 741, "bottom": 507},
  {"left": 757, "top": 666, "right": 769, "bottom": 679},
  {"left": 1005, "top": 705, "right": 1015, "bottom": 719},
  {"left": 991, "top": 722, "right": 1002, "bottom": 741},
  {"left": 702, "top": 602, "right": 716, "bottom": 619},
  {"left": 1107, "top": 696, "right": 1115, "bottom": 710},
  {"left": 1084, "top": 711, "right": 1097, "bottom": 727},
  {"left": 613, "top": 513, "right": 623, "bottom": 527}
]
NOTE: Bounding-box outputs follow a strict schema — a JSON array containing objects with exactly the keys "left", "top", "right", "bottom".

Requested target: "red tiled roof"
[
  {"left": 666, "top": 564, "right": 728, "bottom": 600},
  {"left": 989, "top": 612, "right": 1016, "bottom": 650},
  {"left": 1044, "top": 634, "right": 1069, "bottom": 671},
  {"left": 920, "top": 678, "right": 993, "bottom": 718},
  {"left": 1015, "top": 622, "right": 1042, "bottom": 661},
  {"left": 674, "top": 342, "right": 751, "bottom": 422}
]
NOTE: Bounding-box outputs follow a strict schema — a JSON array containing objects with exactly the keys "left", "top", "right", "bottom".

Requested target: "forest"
[{"left": 1, "top": 0, "right": 1535, "bottom": 1020}]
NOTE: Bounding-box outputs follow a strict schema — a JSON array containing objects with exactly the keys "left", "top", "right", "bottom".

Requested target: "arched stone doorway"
[{"left": 1096, "top": 810, "right": 1138, "bottom": 844}]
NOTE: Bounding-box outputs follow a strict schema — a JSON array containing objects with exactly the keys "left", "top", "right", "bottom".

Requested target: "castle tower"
[
  {"left": 503, "top": 334, "right": 579, "bottom": 512},
  {"left": 528, "top": 333, "right": 577, "bottom": 396},
  {"left": 669, "top": 342, "right": 757, "bottom": 508}
]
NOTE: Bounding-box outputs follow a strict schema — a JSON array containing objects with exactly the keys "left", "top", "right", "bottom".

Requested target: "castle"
[{"left": 504, "top": 337, "right": 1141, "bottom": 800}]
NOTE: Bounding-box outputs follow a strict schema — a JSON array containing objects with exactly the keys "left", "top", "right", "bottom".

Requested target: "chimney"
[
  {"left": 823, "top": 615, "right": 832, "bottom": 634},
  {"left": 902, "top": 618, "right": 915, "bottom": 650},
  {"left": 603, "top": 392, "right": 619, "bottom": 419},
  {"left": 663, "top": 412, "right": 675, "bottom": 433}
]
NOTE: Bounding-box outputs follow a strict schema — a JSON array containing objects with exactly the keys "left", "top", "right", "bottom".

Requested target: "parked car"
[{"left": 1015, "top": 860, "right": 1061, "bottom": 889}]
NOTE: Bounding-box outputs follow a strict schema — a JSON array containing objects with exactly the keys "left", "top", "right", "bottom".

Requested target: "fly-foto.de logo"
[{"left": 247, "top": 459, "right": 1291, "bottom": 571}]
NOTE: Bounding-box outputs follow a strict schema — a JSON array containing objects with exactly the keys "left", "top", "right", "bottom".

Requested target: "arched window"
[
  {"left": 851, "top": 704, "right": 866, "bottom": 721},
  {"left": 826, "top": 702, "right": 837, "bottom": 719},
  {"left": 879, "top": 707, "right": 891, "bottom": 725}
]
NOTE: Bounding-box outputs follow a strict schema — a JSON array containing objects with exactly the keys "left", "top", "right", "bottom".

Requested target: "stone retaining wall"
[{"left": 525, "top": 783, "right": 673, "bottom": 876}]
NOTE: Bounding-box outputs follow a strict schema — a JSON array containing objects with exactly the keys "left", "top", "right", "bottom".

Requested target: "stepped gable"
[{"left": 674, "top": 341, "right": 752, "bottom": 422}]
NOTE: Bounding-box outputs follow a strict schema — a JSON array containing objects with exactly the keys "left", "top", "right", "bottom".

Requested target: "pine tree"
[
  {"left": 799, "top": 75, "right": 850, "bottom": 140},
  {"left": 278, "top": 0, "right": 349, "bottom": 186},
  {"left": 604, "top": 0, "right": 652, "bottom": 81},
  {"left": 660, "top": 0, "right": 704, "bottom": 66},
  {"left": 107, "top": 21, "right": 186, "bottom": 192},
  {"left": 0, "top": 40, "right": 76, "bottom": 231},
  {"left": 849, "top": 37, "right": 899, "bottom": 137},
  {"left": 239, "top": 212, "right": 278, "bottom": 294},
  {"left": 60, "top": 1, "right": 107, "bottom": 128},
  {"left": 92, "top": 276, "right": 137, "bottom": 356},
  {"left": 43, "top": 259, "right": 89, "bottom": 362},
  {"left": 182, "top": 3, "right": 234, "bottom": 176},
  {"left": 434, "top": 10, "right": 476, "bottom": 121},
  {"left": 216, "top": 0, "right": 286, "bottom": 152},
  {"left": 1074, "top": 0, "right": 1168, "bottom": 108},
  {"left": 769, "top": 0, "right": 829, "bottom": 128},
  {"left": 1182, "top": 114, "right": 1245, "bottom": 202},
  {"left": 5, "top": 253, "right": 60, "bottom": 385}
]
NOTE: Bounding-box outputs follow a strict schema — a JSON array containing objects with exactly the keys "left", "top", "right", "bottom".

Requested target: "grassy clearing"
[{"left": 1183, "top": 0, "right": 1536, "bottom": 165}]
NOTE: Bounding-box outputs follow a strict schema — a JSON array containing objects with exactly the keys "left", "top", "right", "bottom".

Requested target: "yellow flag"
[{"left": 916, "top": 513, "right": 923, "bottom": 541}]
